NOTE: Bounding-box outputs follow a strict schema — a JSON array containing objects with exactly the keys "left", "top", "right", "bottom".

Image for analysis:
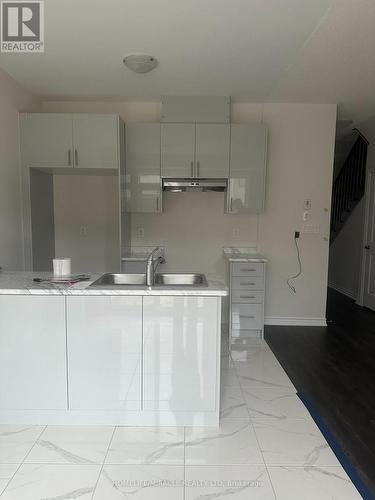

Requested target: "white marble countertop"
[
  {"left": 223, "top": 247, "right": 268, "bottom": 262},
  {"left": 0, "top": 272, "right": 228, "bottom": 297}
]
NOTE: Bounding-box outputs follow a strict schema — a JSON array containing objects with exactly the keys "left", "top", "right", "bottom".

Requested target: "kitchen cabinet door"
[
  {"left": 228, "top": 124, "right": 268, "bottom": 214},
  {"left": 143, "top": 296, "right": 219, "bottom": 411},
  {"left": 20, "top": 113, "right": 73, "bottom": 168},
  {"left": 0, "top": 296, "right": 67, "bottom": 409},
  {"left": 72, "top": 114, "right": 119, "bottom": 169},
  {"left": 195, "top": 124, "right": 230, "bottom": 178},
  {"left": 161, "top": 123, "right": 195, "bottom": 177},
  {"left": 126, "top": 123, "right": 161, "bottom": 213},
  {"left": 67, "top": 296, "right": 142, "bottom": 410}
]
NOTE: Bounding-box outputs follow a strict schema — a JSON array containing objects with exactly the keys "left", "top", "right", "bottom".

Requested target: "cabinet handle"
[
  {"left": 230, "top": 197, "right": 233, "bottom": 212},
  {"left": 74, "top": 149, "right": 78, "bottom": 166},
  {"left": 240, "top": 315, "right": 255, "bottom": 319},
  {"left": 240, "top": 268, "right": 256, "bottom": 272},
  {"left": 190, "top": 161, "right": 194, "bottom": 177},
  {"left": 240, "top": 296, "right": 256, "bottom": 299},
  {"left": 197, "top": 160, "right": 200, "bottom": 177},
  {"left": 240, "top": 282, "right": 255, "bottom": 286},
  {"left": 156, "top": 197, "right": 159, "bottom": 211},
  {"left": 68, "top": 150, "right": 72, "bottom": 166}
]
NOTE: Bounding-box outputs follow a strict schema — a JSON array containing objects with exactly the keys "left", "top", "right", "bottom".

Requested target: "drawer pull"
[
  {"left": 240, "top": 282, "right": 255, "bottom": 286},
  {"left": 240, "top": 315, "right": 255, "bottom": 319},
  {"left": 240, "top": 268, "right": 256, "bottom": 272},
  {"left": 240, "top": 296, "right": 256, "bottom": 299}
]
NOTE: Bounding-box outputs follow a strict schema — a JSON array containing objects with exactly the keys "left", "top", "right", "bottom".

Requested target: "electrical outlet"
[
  {"left": 137, "top": 227, "right": 145, "bottom": 238},
  {"left": 295, "top": 231, "right": 300, "bottom": 238},
  {"left": 80, "top": 226, "right": 88, "bottom": 236},
  {"left": 304, "top": 199, "right": 312, "bottom": 210},
  {"left": 302, "top": 224, "right": 319, "bottom": 234}
]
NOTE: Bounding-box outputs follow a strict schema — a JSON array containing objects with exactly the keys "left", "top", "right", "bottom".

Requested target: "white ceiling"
[{"left": 1, "top": 0, "right": 375, "bottom": 122}]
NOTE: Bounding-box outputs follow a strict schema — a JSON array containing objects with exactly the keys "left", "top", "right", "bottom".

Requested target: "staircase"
[{"left": 330, "top": 129, "right": 369, "bottom": 243}]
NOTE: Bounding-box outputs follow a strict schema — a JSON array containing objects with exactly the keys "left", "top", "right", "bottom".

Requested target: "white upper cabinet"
[
  {"left": 67, "top": 296, "right": 142, "bottom": 410},
  {"left": 20, "top": 113, "right": 120, "bottom": 170},
  {"left": 195, "top": 124, "right": 230, "bottom": 178},
  {"left": 126, "top": 123, "right": 161, "bottom": 213},
  {"left": 228, "top": 124, "right": 268, "bottom": 214},
  {"left": 161, "top": 123, "right": 195, "bottom": 177},
  {"left": 161, "top": 123, "right": 230, "bottom": 178},
  {"left": 72, "top": 114, "right": 119, "bottom": 169},
  {"left": 20, "top": 113, "right": 73, "bottom": 168}
]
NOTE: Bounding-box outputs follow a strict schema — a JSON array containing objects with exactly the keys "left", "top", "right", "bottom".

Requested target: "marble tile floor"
[{"left": 0, "top": 340, "right": 362, "bottom": 499}]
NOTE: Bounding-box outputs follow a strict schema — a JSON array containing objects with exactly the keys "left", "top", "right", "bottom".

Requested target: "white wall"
[
  {"left": 0, "top": 69, "right": 40, "bottom": 270},
  {"left": 131, "top": 191, "right": 258, "bottom": 276},
  {"left": 42, "top": 100, "right": 337, "bottom": 324},
  {"left": 235, "top": 103, "right": 336, "bottom": 324}
]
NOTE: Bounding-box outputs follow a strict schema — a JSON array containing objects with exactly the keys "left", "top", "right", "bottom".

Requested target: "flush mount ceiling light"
[{"left": 123, "top": 54, "right": 158, "bottom": 74}]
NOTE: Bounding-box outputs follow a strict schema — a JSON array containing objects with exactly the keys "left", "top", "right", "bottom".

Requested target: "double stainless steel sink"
[
  {"left": 155, "top": 273, "right": 207, "bottom": 286},
  {"left": 90, "top": 273, "right": 208, "bottom": 287}
]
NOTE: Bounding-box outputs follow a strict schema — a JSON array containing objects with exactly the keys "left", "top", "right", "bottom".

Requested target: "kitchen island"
[{"left": 0, "top": 272, "right": 227, "bottom": 427}]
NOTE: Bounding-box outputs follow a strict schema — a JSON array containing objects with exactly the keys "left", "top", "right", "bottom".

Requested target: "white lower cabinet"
[
  {"left": 143, "top": 296, "right": 219, "bottom": 412},
  {"left": 67, "top": 296, "right": 142, "bottom": 410},
  {"left": 0, "top": 294, "right": 221, "bottom": 425},
  {"left": 0, "top": 296, "right": 67, "bottom": 410},
  {"left": 229, "top": 262, "right": 266, "bottom": 341}
]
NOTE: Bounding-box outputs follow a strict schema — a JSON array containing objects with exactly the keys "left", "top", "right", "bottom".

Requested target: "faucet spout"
[{"left": 146, "top": 247, "right": 165, "bottom": 286}]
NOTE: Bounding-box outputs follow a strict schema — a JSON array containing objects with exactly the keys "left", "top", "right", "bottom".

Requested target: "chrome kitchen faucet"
[{"left": 146, "top": 247, "right": 165, "bottom": 286}]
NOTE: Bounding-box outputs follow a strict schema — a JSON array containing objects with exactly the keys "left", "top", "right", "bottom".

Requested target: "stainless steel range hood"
[{"left": 162, "top": 178, "right": 227, "bottom": 192}]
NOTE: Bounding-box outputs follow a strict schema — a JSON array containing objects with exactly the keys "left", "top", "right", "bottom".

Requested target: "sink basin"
[
  {"left": 90, "top": 273, "right": 146, "bottom": 286},
  {"left": 90, "top": 273, "right": 208, "bottom": 287},
  {"left": 154, "top": 273, "right": 208, "bottom": 286}
]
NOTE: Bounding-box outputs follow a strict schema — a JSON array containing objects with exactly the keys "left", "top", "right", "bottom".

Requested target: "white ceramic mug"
[{"left": 53, "top": 258, "right": 71, "bottom": 277}]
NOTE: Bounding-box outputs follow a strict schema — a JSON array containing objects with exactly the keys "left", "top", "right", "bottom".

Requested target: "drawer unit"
[
  {"left": 231, "top": 290, "right": 263, "bottom": 304},
  {"left": 232, "top": 262, "right": 264, "bottom": 277},
  {"left": 228, "top": 260, "right": 267, "bottom": 341},
  {"left": 231, "top": 276, "right": 264, "bottom": 290},
  {"left": 232, "top": 304, "right": 263, "bottom": 330}
]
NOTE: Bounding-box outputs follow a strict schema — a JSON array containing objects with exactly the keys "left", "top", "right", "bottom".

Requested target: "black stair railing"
[{"left": 330, "top": 130, "right": 369, "bottom": 243}]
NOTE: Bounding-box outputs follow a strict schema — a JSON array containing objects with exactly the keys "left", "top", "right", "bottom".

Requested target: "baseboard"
[
  {"left": 328, "top": 282, "right": 357, "bottom": 300},
  {"left": 265, "top": 316, "right": 327, "bottom": 326}
]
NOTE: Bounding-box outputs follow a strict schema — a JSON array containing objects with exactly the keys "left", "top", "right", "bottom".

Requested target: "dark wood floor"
[{"left": 266, "top": 288, "right": 375, "bottom": 498}]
